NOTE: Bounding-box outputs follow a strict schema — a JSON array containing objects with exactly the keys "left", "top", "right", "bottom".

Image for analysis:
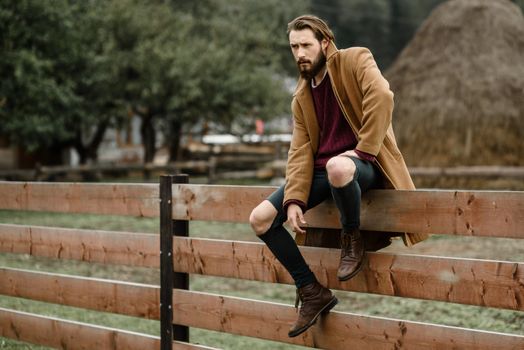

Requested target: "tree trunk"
[
  {"left": 137, "top": 110, "right": 156, "bottom": 180},
  {"left": 71, "top": 120, "right": 109, "bottom": 181},
  {"left": 86, "top": 119, "right": 109, "bottom": 162},
  {"left": 73, "top": 131, "right": 88, "bottom": 165},
  {"left": 73, "top": 120, "right": 109, "bottom": 165},
  {"left": 168, "top": 120, "right": 183, "bottom": 162},
  {"left": 140, "top": 112, "right": 156, "bottom": 164}
]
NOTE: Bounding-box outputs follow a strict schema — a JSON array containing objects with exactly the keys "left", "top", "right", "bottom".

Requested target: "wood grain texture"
[
  {"left": 173, "top": 237, "right": 524, "bottom": 311},
  {"left": 1, "top": 182, "right": 522, "bottom": 238},
  {"left": 0, "top": 268, "right": 160, "bottom": 320},
  {"left": 172, "top": 289, "right": 524, "bottom": 349},
  {"left": 0, "top": 308, "right": 160, "bottom": 350},
  {"left": 171, "top": 185, "right": 524, "bottom": 238},
  {"left": 0, "top": 181, "right": 159, "bottom": 216},
  {"left": 0, "top": 224, "right": 159, "bottom": 267}
]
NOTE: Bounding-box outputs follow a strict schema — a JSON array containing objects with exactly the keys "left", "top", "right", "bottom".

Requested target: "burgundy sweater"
[{"left": 311, "top": 73, "right": 375, "bottom": 168}]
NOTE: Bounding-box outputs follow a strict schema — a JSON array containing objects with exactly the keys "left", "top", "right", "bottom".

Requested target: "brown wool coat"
[{"left": 284, "top": 42, "right": 428, "bottom": 246}]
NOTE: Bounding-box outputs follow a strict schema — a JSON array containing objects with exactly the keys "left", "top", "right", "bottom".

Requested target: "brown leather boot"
[
  {"left": 288, "top": 281, "right": 338, "bottom": 338},
  {"left": 337, "top": 228, "right": 364, "bottom": 281}
]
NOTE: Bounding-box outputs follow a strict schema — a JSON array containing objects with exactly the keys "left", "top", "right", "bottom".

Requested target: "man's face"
[{"left": 289, "top": 29, "right": 328, "bottom": 80}]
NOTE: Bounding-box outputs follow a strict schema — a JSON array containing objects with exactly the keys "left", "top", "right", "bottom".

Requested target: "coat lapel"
[
  {"left": 325, "top": 42, "right": 362, "bottom": 133},
  {"left": 294, "top": 78, "right": 319, "bottom": 152}
]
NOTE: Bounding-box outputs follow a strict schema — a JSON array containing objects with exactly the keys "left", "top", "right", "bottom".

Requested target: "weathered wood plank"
[
  {"left": 0, "top": 309, "right": 218, "bottom": 350},
  {"left": 360, "top": 190, "right": 524, "bottom": 238},
  {"left": 0, "top": 268, "right": 160, "bottom": 320},
  {"left": 0, "top": 182, "right": 159, "bottom": 216},
  {"left": 173, "top": 237, "right": 524, "bottom": 311},
  {"left": 171, "top": 184, "right": 268, "bottom": 223},
  {"left": 0, "top": 224, "right": 159, "bottom": 268},
  {"left": 172, "top": 185, "right": 524, "bottom": 238},
  {"left": 172, "top": 289, "right": 524, "bottom": 349},
  {"left": 0, "top": 308, "right": 160, "bottom": 350},
  {"left": 1, "top": 182, "right": 522, "bottom": 238}
]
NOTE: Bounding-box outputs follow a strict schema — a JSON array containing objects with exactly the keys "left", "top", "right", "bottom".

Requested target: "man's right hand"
[{"left": 287, "top": 203, "right": 307, "bottom": 235}]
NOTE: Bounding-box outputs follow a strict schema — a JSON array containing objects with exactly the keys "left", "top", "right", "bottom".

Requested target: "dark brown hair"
[{"left": 287, "top": 15, "right": 335, "bottom": 42}]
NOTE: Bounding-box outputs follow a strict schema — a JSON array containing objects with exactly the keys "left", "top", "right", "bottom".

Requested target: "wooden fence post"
[{"left": 160, "top": 174, "right": 190, "bottom": 350}]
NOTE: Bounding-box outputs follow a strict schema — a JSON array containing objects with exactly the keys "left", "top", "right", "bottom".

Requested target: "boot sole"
[
  {"left": 337, "top": 260, "right": 363, "bottom": 281},
  {"left": 288, "top": 296, "right": 338, "bottom": 338}
]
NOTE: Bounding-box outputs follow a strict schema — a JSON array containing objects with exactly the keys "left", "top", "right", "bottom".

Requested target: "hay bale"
[{"left": 385, "top": 0, "right": 524, "bottom": 168}]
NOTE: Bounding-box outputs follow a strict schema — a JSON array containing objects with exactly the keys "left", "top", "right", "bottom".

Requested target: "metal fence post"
[
  {"left": 172, "top": 174, "right": 189, "bottom": 341},
  {"left": 160, "top": 174, "right": 189, "bottom": 349}
]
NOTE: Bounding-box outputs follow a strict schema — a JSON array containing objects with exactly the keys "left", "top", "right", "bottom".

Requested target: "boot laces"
[
  {"left": 294, "top": 287, "right": 314, "bottom": 309},
  {"left": 351, "top": 233, "right": 361, "bottom": 249},
  {"left": 294, "top": 289, "right": 300, "bottom": 309}
]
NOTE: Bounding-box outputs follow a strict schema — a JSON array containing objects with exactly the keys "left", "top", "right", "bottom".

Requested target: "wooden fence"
[{"left": 0, "top": 178, "right": 523, "bottom": 349}]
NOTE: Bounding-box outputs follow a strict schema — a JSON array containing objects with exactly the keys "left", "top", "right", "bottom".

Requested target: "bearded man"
[{"left": 249, "top": 15, "right": 427, "bottom": 338}]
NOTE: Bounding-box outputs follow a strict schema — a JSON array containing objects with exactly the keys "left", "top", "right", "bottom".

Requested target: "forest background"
[{"left": 3, "top": 0, "right": 522, "bottom": 167}]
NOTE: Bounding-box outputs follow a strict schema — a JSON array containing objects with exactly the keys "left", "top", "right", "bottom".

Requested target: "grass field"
[{"left": 0, "top": 206, "right": 523, "bottom": 349}]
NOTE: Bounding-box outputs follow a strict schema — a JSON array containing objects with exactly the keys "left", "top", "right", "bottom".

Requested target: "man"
[{"left": 249, "top": 15, "right": 427, "bottom": 338}]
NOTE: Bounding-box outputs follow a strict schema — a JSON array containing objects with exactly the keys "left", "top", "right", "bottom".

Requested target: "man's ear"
[{"left": 321, "top": 39, "right": 329, "bottom": 53}]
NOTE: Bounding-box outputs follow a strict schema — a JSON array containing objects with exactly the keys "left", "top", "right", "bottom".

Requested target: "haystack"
[{"left": 385, "top": 0, "right": 524, "bottom": 168}]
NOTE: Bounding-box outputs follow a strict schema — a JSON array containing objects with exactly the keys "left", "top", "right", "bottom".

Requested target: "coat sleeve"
[
  {"left": 283, "top": 99, "right": 314, "bottom": 207},
  {"left": 352, "top": 48, "right": 394, "bottom": 156}
]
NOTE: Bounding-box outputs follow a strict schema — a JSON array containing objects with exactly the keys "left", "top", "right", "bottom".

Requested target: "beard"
[{"left": 297, "top": 50, "right": 326, "bottom": 81}]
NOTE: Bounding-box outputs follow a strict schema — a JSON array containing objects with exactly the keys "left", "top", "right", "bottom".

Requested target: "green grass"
[
  {"left": 0, "top": 339, "right": 50, "bottom": 350},
  {"left": 0, "top": 209, "right": 523, "bottom": 349}
]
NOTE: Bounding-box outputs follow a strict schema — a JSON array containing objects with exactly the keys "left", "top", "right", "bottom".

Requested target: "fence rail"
[
  {"left": 171, "top": 237, "right": 524, "bottom": 311},
  {"left": 171, "top": 289, "right": 523, "bottom": 350},
  {"left": 0, "top": 224, "right": 159, "bottom": 267},
  {"left": 0, "top": 182, "right": 159, "bottom": 216},
  {"left": 171, "top": 184, "right": 524, "bottom": 237},
  {"left": 0, "top": 267, "right": 160, "bottom": 319},
  {"left": 0, "top": 308, "right": 163, "bottom": 350}
]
